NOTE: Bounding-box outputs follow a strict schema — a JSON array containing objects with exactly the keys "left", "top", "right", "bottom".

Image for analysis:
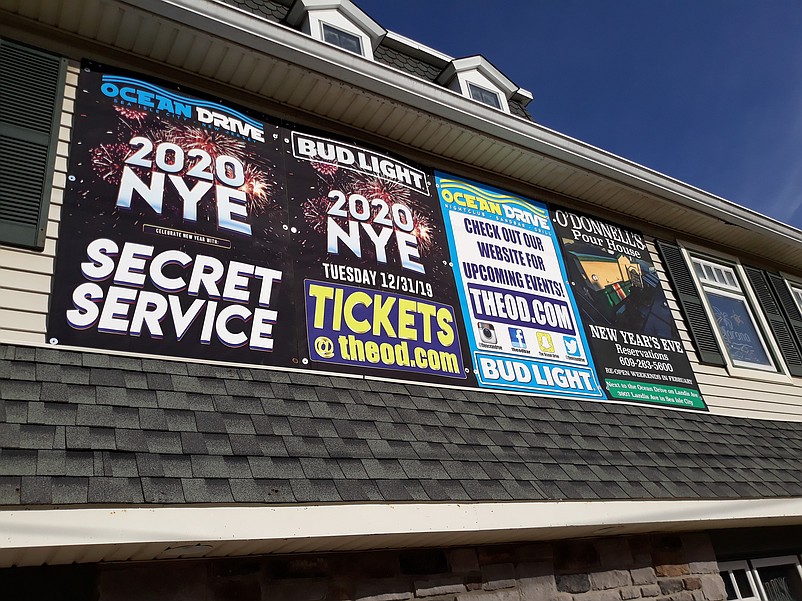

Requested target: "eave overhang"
[
  {"left": 4, "top": 499, "right": 802, "bottom": 567},
  {"left": 2, "top": 0, "right": 802, "bottom": 272}
]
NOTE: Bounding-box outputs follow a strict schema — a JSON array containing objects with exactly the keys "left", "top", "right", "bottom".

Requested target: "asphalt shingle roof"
[{"left": 3, "top": 343, "right": 801, "bottom": 506}]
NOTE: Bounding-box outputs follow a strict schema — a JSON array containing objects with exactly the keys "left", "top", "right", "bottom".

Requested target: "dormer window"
[
  {"left": 321, "top": 22, "right": 362, "bottom": 55},
  {"left": 437, "top": 55, "right": 523, "bottom": 114},
  {"left": 467, "top": 83, "right": 501, "bottom": 109},
  {"left": 286, "top": 0, "right": 385, "bottom": 60}
]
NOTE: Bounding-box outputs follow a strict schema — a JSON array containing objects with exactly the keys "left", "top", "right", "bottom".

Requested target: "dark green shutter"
[
  {"left": 654, "top": 240, "right": 726, "bottom": 366},
  {"left": 767, "top": 273, "right": 802, "bottom": 354},
  {"left": 744, "top": 267, "right": 802, "bottom": 377},
  {"left": 0, "top": 38, "right": 66, "bottom": 249}
]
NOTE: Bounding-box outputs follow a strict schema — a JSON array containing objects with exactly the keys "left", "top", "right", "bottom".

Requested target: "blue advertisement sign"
[{"left": 435, "top": 172, "right": 604, "bottom": 398}]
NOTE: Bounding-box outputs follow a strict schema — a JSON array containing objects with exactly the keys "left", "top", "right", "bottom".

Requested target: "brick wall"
[{"left": 83, "top": 533, "right": 728, "bottom": 601}]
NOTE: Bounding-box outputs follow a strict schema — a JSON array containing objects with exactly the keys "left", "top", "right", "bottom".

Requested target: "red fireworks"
[
  {"left": 240, "top": 163, "right": 272, "bottom": 214},
  {"left": 164, "top": 125, "right": 246, "bottom": 159},
  {"left": 348, "top": 174, "right": 411, "bottom": 206},
  {"left": 302, "top": 196, "right": 331, "bottom": 234},
  {"left": 113, "top": 105, "right": 149, "bottom": 125},
  {"left": 90, "top": 143, "right": 131, "bottom": 185},
  {"left": 312, "top": 160, "right": 338, "bottom": 176}
]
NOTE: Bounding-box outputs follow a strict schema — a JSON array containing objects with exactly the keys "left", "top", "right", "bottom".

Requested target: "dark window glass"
[
  {"left": 758, "top": 565, "right": 802, "bottom": 601},
  {"left": 467, "top": 82, "right": 501, "bottom": 109},
  {"left": 321, "top": 23, "right": 362, "bottom": 55},
  {"left": 733, "top": 570, "right": 753, "bottom": 598},
  {"left": 722, "top": 572, "right": 738, "bottom": 600}
]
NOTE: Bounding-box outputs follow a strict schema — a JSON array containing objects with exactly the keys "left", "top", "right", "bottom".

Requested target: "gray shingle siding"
[{"left": 4, "top": 342, "right": 802, "bottom": 506}]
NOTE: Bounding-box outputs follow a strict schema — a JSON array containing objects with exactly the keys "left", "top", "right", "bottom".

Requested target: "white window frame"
[
  {"left": 467, "top": 82, "right": 501, "bottom": 109},
  {"left": 719, "top": 560, "right": 761, "bottom": 601},
  {"left": 680, "top": 242, "right": 792, "bottom": 383},
  {"left": 320, "top": 21, "right": 363, "bottom": 56},
  {"left": 781, "top": 273, "right": 802, "bottom": 319},
  {"left": 749, "top": 555, "right": 802, "bottom": 601}
]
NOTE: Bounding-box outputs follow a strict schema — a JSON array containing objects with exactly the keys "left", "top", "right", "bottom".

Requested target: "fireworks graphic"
[
  {"left": 113, "top": 105, "right": 149, "bottom": 125},
  {"left": 240, "top": 163, "right": 272, "bottom": 214},
  {"left": 312, "top": 160, "right": 338, "bottom": 176},
  {"left": 301, "top": 196, "right": 331, "bottom": 234},
  {"left": 164, "top": 124, "right": 246, "bottom": 159},
  {"left": 410, "top": 211, "right": 435, "bottom": 254},
  {"left": 348, "top": 174, "right": 411, "bottom": 206},
  {"left": 90, "top": 143, "right": 131, "bottom": 185}
]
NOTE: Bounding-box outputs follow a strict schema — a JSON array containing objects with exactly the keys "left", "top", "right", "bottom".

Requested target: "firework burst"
[
  {"left": 348, "top": 174, "right": 411, "bottom": 206},
  {"left": 164, "top": 124, "right": 246, "bottom": 159},
  {"left": 312, "top": 160, "right": 338, "bottom": 176},
  {"left": 302, "top": 196, "right": 331, "bottom": 234},
  {"left": 410, "top": 211, "right": 435, "bottom": 254},
  {"left": 240, "top": 163, "right": 272, "bottom": 214},
  {"left": 113, "top": 105, "right": 149, "bottom": 125},
  {"left": 90, "top": 143, "right": 131, "bottom": 185}
]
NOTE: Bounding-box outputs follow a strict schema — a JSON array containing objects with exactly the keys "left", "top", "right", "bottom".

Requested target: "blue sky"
[{"left": 357, "top": 1, "right": 802, "bottom": 230}]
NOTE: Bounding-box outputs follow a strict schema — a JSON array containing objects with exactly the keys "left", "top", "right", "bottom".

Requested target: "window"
[
  {"left": 656, "top": 239, "right": 802, "bottom": 379},
  {"left": 321, "top": 22, "right": 363, "bottom": 56},
  {"left": 467, "top": 82, "right": 501, "bottom": 109},
  {"left": 436, "top": 56, "right": 516, "bottom": 114},
  {"left": 690, "top": 254, "right": 776, "bottom": 371},
  {"left": 0, "top": 38, "right": 66, "bottom": 250},
  {"left": 721, "top": 562, "right": 760, "bottom": 601},
  {"left": 286, "top": 1, "right": 383, "bottom": 61},
  {"left": 723, "top": 557, "right": 802, "bottom": 601}
]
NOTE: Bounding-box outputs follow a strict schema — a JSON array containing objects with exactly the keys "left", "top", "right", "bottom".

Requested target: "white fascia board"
[
  {"left": 123, "top": 0, "right": 802, "bottom": 249},
  {"left": 5, "top": 499, "right": 802, "bottom": 557},
  {"left": 383, "top": 30, "right": 453, "bottom": 64}
]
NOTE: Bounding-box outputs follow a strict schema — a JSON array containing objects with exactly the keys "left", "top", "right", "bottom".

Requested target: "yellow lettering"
[
  {"left": 397, "top": 299, "right": 417, "bottom": 341},
  {"left": 372, "top": 295, "right": 397, "bottom": 337},
  {"left": 436, "top": 307, "right": 455, "bottom": 346},
  {"left": 307, "top": 284, "right": 334, "bottom": 328},
  {"left": 343, "top": 291, "right": 371, "bottom": 334}
]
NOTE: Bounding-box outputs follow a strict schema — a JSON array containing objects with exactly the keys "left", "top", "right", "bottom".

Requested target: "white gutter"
[
  {"left": 3, "top": 499, "right": 802, "bottom": 566},
  {"left": 123, "top": 0, "right": 802, "bottom": 250}
]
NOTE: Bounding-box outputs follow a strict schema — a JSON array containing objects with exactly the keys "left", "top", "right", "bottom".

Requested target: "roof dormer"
[
  {"left": 437, "top": 55, "right": 528, "bottom": 113},
  {"left": 286, "top": 0, "right": 385, "bottom": 60}
]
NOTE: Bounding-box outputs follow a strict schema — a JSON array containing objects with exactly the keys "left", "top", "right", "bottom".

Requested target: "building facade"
[{"left": 3, "top": 1, "right": 802, "bottom": 600}]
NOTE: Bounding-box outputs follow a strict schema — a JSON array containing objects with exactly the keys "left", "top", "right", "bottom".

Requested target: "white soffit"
[
  {"left": 4, "top": 499, "right": 802, "bottom": 567},
  {"left": 3, "top": 0, "right": 802, "bottom": 270}
]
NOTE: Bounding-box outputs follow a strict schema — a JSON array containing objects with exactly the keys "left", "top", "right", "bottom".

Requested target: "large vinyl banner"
[
  {"left": 48, "top": 62, "right": 296, "bottom": 366},
  {"left": 551, "top": 208, "right": 705, "bottom": 409},
  {"left": 435, "top": 173, "right": 604, "bottom": 399},
  {"left": 48, "top": 62, "right": 705, "bottom": 410},
  {"left": 285, "top": 129, "right": 469, "bottom": 384}
]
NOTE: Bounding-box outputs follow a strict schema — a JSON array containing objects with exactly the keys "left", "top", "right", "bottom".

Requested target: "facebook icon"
[{"left": 508, "top": 327, "right": 526, "bottom": 349}]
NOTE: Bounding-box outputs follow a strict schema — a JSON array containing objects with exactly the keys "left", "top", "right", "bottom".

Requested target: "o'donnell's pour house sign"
[{"left": 48, "top": 61, "right": 705, "bottom": 412}]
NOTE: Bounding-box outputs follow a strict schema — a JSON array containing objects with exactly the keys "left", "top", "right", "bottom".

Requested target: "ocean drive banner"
[
  {"left": 47, "top": 61, "right": 704, "bottom": 409},
  {"left": 551, "top": 208, "right": 705, "bottom": 409},
  {"left": 435, "top": 173, "right": 604, "bottom": 399},
  {"left": 47, "top": 62, "right": 297, "bottom": 366}
]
